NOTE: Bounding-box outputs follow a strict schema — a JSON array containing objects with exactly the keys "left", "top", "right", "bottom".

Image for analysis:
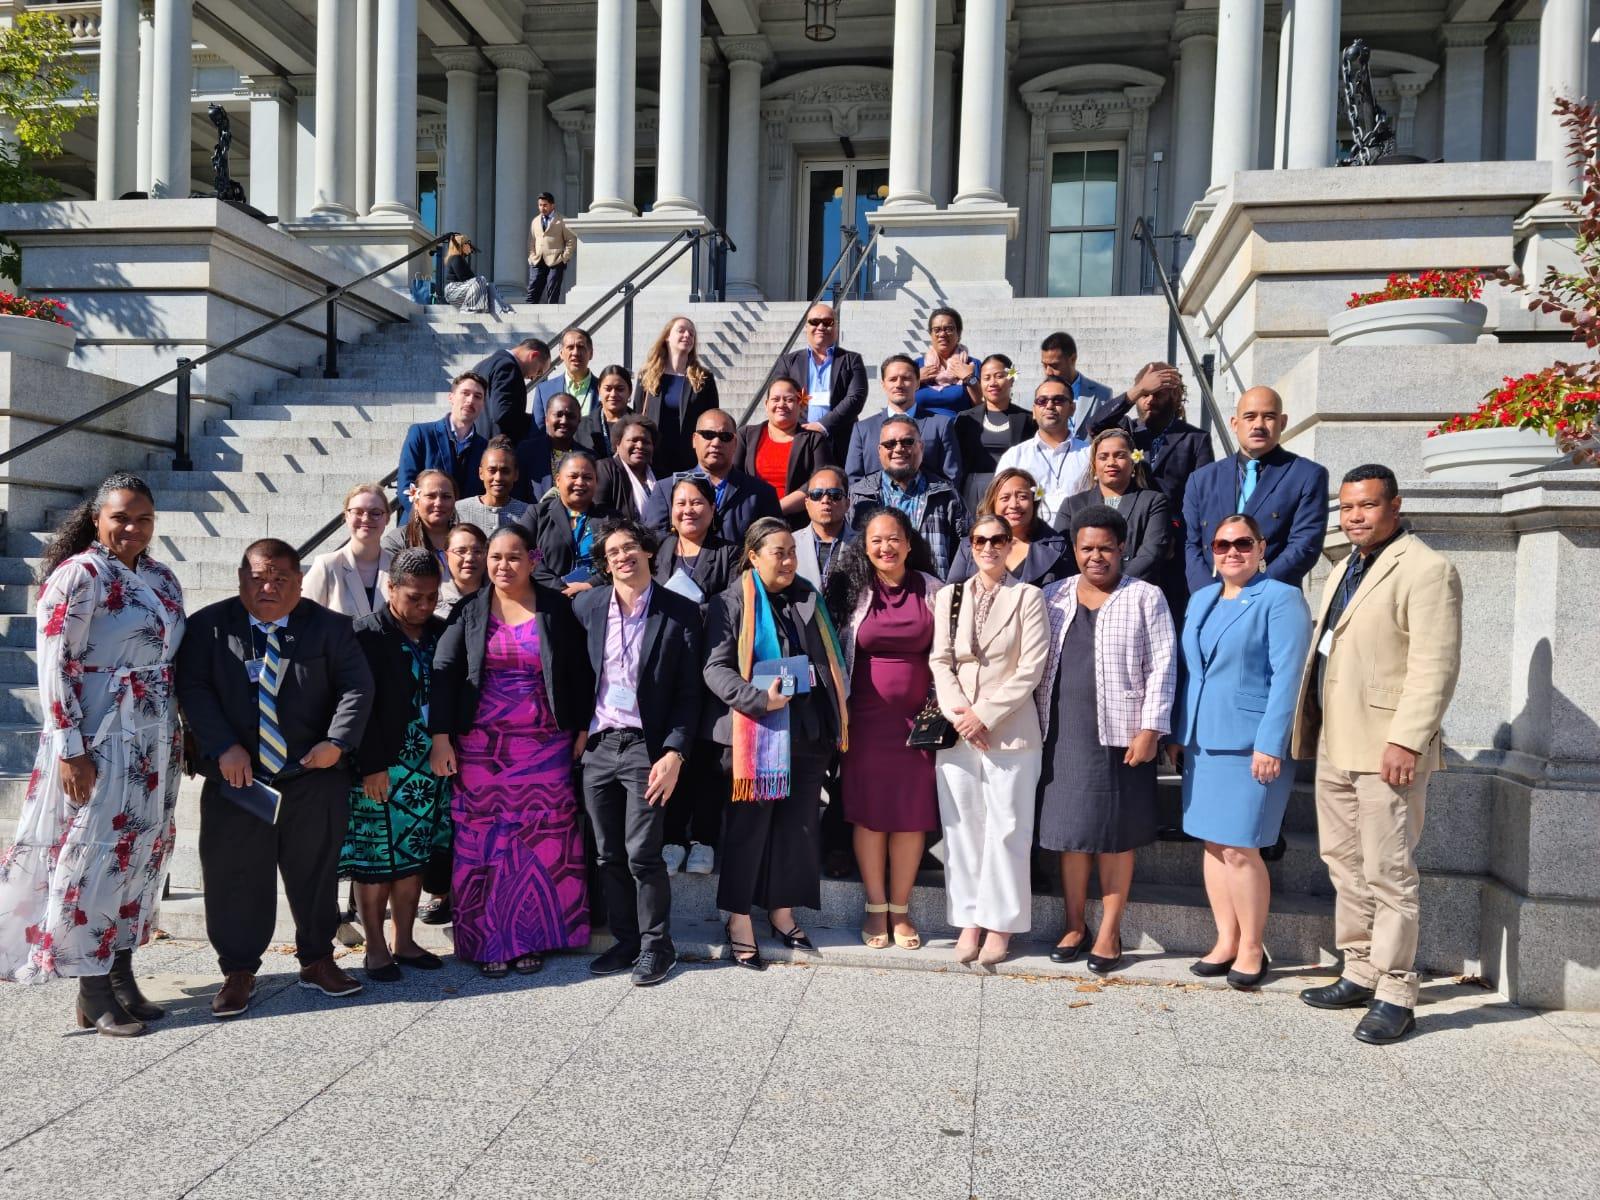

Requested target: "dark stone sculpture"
[
  {"left": 208, "top": 103, "right": 247, "bottom": 204},
  {"left": 1339, "top": 39, "right": 1398, "bottom": 166}
]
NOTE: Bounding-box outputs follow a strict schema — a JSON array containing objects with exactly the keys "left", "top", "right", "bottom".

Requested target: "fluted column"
[
  {"left": 96, "top": 0, "right": 139, "bottom": 199},
  {"left": 136, "top": 0, "right": 154, "bottom": 191},
  {"left": 248, "top": 76, "right": 294, "bottom": 218},
  {"left": 437, "top": 47, "right": 482, "bottom": 241},
  {"left": 1282, "top": 0, "right": 1340, "bottom": 168},
  {"left": 354, "top": 0, "right": 377, "bottom": 214},
  {"left": 931, "top": 34, "right": 956, "bottom": 205},
  {"left": 885, "top": 0, "right": 935, "bottom": 207},
  {"left": 486, "top": 45, "right": 536, "bottom": 282},
  {"left": 654, "top": 0, "right": 702, "bottom": 211},
  {"left": 589, "top": 0, "right": 637, "bottom": 213},
  {"left": 148, "top": 0, "right": 193, "bottom": 198},
  {"left": 1208, "top": 0, "right": 1264, "bottom": 191},
  {"left": 370, "top": 0, "right": 419, "bottom": 219},
  {"left": 1172, "top": 12, "right": 1216, "bottom": 221},
  {"left": 311, "top": 0, "right": 357, "bottom": 217},
  {"left": 1534, "top": 0, "right": 1587, "bottom": 202},
  {"left": 720, "top": 37, "right": 770, "bottom": 296},
  {"left": 953, "top": 0, "right": 1007, "bottom": 207}
]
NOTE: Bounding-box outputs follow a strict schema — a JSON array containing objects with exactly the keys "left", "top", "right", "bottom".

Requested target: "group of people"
[
  {"left": 438, "top": 192, "right": 577, "bottom": 315},
  {"left": 0, "top": 302, "right": 1463, "bottom": 1049}
]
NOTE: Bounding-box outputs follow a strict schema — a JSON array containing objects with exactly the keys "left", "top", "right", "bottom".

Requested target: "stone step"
[
  {"left": 0, "top": 617, "right": 39, "bottom": 647},
  {"left": 141, "top": 470, "right": 391, "bottom": 497},
  {"left": 0, "top": 723, "right": 44, "bottom": 773}
]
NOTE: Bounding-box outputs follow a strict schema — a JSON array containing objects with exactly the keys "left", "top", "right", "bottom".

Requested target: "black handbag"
[{"left": 906, "top": 581, "right": 964, "bottom": 751}]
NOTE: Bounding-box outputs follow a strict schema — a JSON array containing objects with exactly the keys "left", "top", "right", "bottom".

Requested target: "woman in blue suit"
[{"left": 1171, "top": 513, "right": 1311, "bottom": 991}]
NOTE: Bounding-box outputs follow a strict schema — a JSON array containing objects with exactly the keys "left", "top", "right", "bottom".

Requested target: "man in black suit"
[
  {"left": 574, "top": 518, "right": 703, "bottom": 986},
  {"left": 472, "top": 336, "right": 551, "bottom": 443},
  {"left": 176, "top": 539, "right": 374, "bottom": 1019},
  {"left": 776, "top": 302, "right": 867, "bottom": 463},
  {"left": 641, "top": 408, "right": 783, "bottom": 546}
]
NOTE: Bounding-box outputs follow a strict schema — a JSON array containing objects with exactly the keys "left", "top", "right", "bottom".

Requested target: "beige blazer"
[
  {"left": 528, "top": 212, "right": 576, "bottom": 266},
  {"left": 301, "top": 545, "right": 392, "bottom": 619},
  {"left": 929, "top": 575, "right": 1050, "bottom": 752},
  {"left": 1290, "top": 531, "right": 1463, "bottom": 773}
]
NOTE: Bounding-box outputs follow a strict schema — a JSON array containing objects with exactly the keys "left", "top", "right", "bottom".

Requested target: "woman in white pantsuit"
[{"left": 929, "top": 514, "right": 1051, "bottom": 968}]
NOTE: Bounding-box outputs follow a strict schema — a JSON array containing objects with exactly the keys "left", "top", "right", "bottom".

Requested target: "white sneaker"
[
  {"left": 685, "top": 842, "right": 715, "bottom": 875},
  {"left": 663, "top": 844, "right": 687, "bottom": 874}
]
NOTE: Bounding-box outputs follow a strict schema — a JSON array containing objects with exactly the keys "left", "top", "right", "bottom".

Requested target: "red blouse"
[{"left": 753, "top": 428, "right": 794, "bottom": 497}]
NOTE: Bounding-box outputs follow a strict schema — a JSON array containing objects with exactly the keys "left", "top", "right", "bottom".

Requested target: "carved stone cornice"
[
  {"left": 483, "top": 43, "right": 542, "bottom": 76},
  {"left": 1438, "top": 21, "right": 1495, "bottom": 50},
  {"left": 433, "top": 46, "right": 485, "bottom": 75},
  {"left": 701, "top": 37, "right": 720, "bottom": 66},
  {"left": 245, "top": 75, "right": 295, "bottom": 103},
  {"left": 1172, "top": 9, "right": 1217, "bottom": 42},
  {"left": 1500, "top": 20, "right": 1540, "bottom": 47},
  {"left": 287, "top": 73, "right": 315, "bottom": 97}
]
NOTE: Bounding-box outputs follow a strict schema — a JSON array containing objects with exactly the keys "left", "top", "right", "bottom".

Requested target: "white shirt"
[{"left": 996, "top": 435, "right": 1092, "bottom": 527}]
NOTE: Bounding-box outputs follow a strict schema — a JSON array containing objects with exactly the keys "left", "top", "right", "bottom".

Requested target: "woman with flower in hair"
[
  {"left": 0, "top": 473, "right": 186, "bottom": 1037},
  {"left": 953, "top": 354, "right": 1035, "bottom": 516},
  {"left": 945, "top": 468, "right": 1073, "bottom": 589},
  {"left": 1060, "top": 427, "right": 1172, "bottom": 583}
]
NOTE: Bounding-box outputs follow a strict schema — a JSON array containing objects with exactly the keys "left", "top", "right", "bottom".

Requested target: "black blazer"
[
  {"left": 594, "top": 455, "right": 649, "bottom": 520},
  {"left": 736, "top": 424, "right": 836, "bottom": 524},
  {"left": 1088, "top": 396, "right": 1218, "bottom": 518},
  {"left": 573, "top": 584, "right": 703, "bottom": 761},
  {"left": 945, "top": 520, "right": 1074, "bottom": 589},
  {"left": 953, "top": 404, "right": 1037, "bottom": 476},
  {"left": 635, "top": 373, "right": 720, "bottom": 474},
  {"left": 641, "top": 467, "right": 782, "bottom": 549},
  {"left": 175, "top": 597, "right": 373, "bottom": 780},
  {"left": 651, "top": 534, "right": 741, "bottom": 614},
  {"left": 429, "top": 583, "right": 594, "bottom": 736},
  {"left": 517, "top": 494, "right": 621, "bottom": 593},
  {"left": 473, "top": 349, "right": 530, "bottom": 443},
  {"left": 350, "top": 607, "right": 448, "bottom": 776},
  {"left": 776, "top": 346, "right": 868, "bottom": 458},
  {"left": 1058, "top": 485, "right": 1173, "bottom": 583}
]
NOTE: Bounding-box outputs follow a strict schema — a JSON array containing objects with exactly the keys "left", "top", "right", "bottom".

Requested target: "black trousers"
[
  {"left": 581, "top": 728, "right": 672, "bottom": 954},
  {"left": 527, "top": 260, "right": 566, "bottom": 304},
  {"left": 665, "top": 737, "right": 727, "bottom": 849},
  {"left": 199, "top": 770, "right": 347, "bottom": 974},
  {"left": 716, "top": 749, "right": 829, "bottom": 916}
]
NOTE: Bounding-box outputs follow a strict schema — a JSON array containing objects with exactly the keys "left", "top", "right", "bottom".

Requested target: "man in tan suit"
[
  {"left": 527, "top": 191, "right": 576, "bottom": 304},
  {"left": 1291, "top": 463, "right": 1462, "bottom": 1044}
]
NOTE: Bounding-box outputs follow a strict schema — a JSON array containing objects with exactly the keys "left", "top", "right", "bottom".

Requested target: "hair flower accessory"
[
  {"left": 1033, "top": 483, "right": 1046, "bottom": 502},
  {"left": 1130, "top": 449, "right": 1147, "bottom": 464},
  {"left": 1005, "top": 366, "right": 1018, "bottom": 382}
]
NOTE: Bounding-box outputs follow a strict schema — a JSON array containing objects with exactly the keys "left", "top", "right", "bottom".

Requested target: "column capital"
[
  {"left": 245, "top": 74, "right": 295, "bottom": 103},
  {"left": 719, "top": 36, "right": 772, "bottom": 66},
  {"left": 527, "top": 68, "right": 553, "bottom": 93},
  {"left": 1124, "top": 83, "right": 1161, "bottom": 113},
  {"left": 1501, "top": 19, "right": 1541, "bottom": 47},
  {"left": 1023, "top": 90, "right": 1056, "bottom": 118},
  {"left": 935, "top": 26, "right": 961, "bottom": 55},
  {"left": 1172, "top": 9, "right": 1217, "bottom": 41},
  {"left": 1438, "top": 21, "right": 1495, "bottom": 50},
  {"left": 700, "top": 36, "right": 720, "bottom": 66},
  {"left": 287, "top": 72, "right": 315, "bottom": 96},
  {"left": 484, "top": 43, "right": 541, "bottom": 76},
  {"left": 433, "top": 45, "right": 484, "bottom": 75}
]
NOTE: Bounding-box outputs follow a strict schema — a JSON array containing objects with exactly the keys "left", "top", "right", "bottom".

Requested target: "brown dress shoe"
[
  {"left": 298, "top": 956, "right": 363, "bottom": 997},
  {"left": 212, "top": 971, "right": 256, "bottom": 1019}
]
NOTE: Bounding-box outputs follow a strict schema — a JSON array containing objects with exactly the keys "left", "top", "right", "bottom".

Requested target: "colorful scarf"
[{"left": 731, "top": 571, "right": 850, "bottom": 802}]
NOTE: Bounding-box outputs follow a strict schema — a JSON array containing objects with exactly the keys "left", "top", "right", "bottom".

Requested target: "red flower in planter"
[{"left": 1346, "top": 268, "right": 1484, "bottom": 310}]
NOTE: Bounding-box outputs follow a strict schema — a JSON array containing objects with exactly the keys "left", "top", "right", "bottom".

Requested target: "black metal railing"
[
  {"left": 738, "top": 224, "right": 881, "bottom": 426},
  {"left": 0, "top": 230, "right": 455, "bottom": 477},
  {"left": 1131, "top": 217, "right": 1234, "bottom": 456}
]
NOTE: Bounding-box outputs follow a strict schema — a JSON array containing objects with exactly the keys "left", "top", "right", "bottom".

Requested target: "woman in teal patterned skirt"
[{"left": 341, "top": 549, "right": 452, "bottom": 982}]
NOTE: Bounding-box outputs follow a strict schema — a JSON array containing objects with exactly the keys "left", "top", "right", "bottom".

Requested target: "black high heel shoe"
[
  {"left": 725, "top": 920, "right": 766, "bottom": 971},
  {"left": 769, "top": 920, "right": 817, "bottom": 953},
  {"left": 1227, "top": 953, "right": 1271, "bottom": 991},
  {"left": 1189, "top": 956, "right": 1236, "bottom": 978},
  {"left": 1049, "top": 926, "right": 1094, "bottom": 965},
  {"left": 1085, "top": 936, "right": 1124, "bottom": 975}
]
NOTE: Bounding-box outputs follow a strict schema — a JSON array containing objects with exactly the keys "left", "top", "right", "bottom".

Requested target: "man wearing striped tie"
[{"left": 177, "top": 538, "right": 374, "bottom": 1019}]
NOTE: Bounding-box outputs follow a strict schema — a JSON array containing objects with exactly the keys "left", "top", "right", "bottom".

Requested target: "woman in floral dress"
[{"left": 0, "top": 473, "right": 186, "bottom": 1037}]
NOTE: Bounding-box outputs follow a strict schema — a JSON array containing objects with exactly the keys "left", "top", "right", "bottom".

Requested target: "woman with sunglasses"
[
  {"left": 441, "top": 234, "right": 510, "bottom": 315},
  {"left": 1034, "top": 505, "right": 1177, "bottom": 975},
  {"left": 635, "top": 316, "right": 720, "bottom": 474},
  {"left": 953, "top": 354, "right": 1036, "bottom": 517},
  {"left": 1060, "top": 428, "right": 1172, "bottom": 583},
  {"left": 1171, "top": 514, "right": 1311, "bottom": 990},
  {"left": 946, "top": 468, "right": 1072, "bottom": 589},
  {"left": 914, "top": 306, "right": 982, "bottom": 418},
  {"left": 738, "top": 376, "right": 836, "bottom": 529},
  {"left": 303, "top": 482, "right": 394, "bottom": 617},
  {"left": 929, "top": 514, "right": 1050, "bottom": 968}
]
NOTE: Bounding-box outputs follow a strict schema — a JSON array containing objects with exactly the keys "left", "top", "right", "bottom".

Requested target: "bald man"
[
  {"left": 1181, "top": 386, "right": 1330, "bottom": 592},
  {"left": 775, "top": 302, "right": 868, "bottom": 462}
]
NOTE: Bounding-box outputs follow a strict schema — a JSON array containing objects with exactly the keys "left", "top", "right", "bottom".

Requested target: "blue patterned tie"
[
  {"left": 257, "top": 626, "right": 287, "bottom": 776},
  {"left": 1240, "top": 458, "right": 1260, "bottom": 507}
]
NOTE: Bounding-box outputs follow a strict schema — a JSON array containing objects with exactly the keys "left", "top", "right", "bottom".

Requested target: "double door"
[{"left": 798, "top": 159, "right": 890, "bottom": 298}]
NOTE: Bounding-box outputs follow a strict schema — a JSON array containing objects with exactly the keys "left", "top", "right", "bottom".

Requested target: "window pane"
[
  {"left": 1047, "top": 232, "right": 1083, "bottom": 297},
  {"left": 1083, "top": 150, "right": 1118, "bottom": 227},
  {"left": 1049, "top": 152, "right": 1084, "bottom": 228},
  {"left": 806, "top": 169, "right": 846, "bottom": 295},
  {"left": 1081, "top": 231, "right": 1115, "bottom": 296}
]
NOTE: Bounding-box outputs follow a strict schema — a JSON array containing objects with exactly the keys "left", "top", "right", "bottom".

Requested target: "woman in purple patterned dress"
[
  {"left": 0, "top": 474, "right": 185, "bottom": 1037},
  {"left": 429, "top": 524, "right": 595, "bottom": 977}
]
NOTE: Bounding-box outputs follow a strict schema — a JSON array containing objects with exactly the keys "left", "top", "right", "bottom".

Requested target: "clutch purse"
[{"left": 906, "top": 690, "right": 957, "bottom": 751}]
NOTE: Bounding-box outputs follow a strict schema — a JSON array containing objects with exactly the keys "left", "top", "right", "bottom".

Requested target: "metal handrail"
[
  {"left": 737, "top": 225, "right": 873, "bottom": 426},
  {"left": 294, "top": 227, "right": 735, "bottom": 559},
  {"left": 0, "top": 229, "right": 455, "bottom": 475},
  {"left": 1130, "top": 216, "right": 1234, "bottom": 456}
]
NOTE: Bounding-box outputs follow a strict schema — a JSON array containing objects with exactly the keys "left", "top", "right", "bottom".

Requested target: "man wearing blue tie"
[{"left": 1181, "top": 386, "right": 1329, "bottom": 593}]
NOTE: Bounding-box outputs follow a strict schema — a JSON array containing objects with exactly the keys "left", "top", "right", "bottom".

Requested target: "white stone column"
[
  {"left": 354, "top": 0, "right": 377, "bottom": 214},
  {"left": 136, "top": 0, "right": 155, "bottom": 191},
  {"left": 96, "top": 0, "right": 139, "bottom": 200},
  {"left": 1501, "top": 21, "right": 1540, "bottom": 161},
  {"left": 486, "top": 45, "right": 535, "bottom": 283},
  {"left": 1440, "top": 23, "right": 1493, "bottom": 163},
  {"left": 931, "top": 34, "right": 957, "bottom": 206},
  {"left": 1282, "top": 0, "right": 1340, "bottom": 169},
  {"left": 590, "top": 0, "right": 637, "bottom": 213},
  {"left": 654, "top": 0, "right": 702, "bottom": 212},
  {"left": 720, "top": 38, "right": 769, "bottom": 297},
  {"left": 699, "top": 39, "right": 718, "bottom": 219},
  {"left": 1271, "top": 0, "right": 1294, "bottom": 168},
  {"left": 1208, "top": 0, "right": 1264, "bottom": 191},
  {"left": 885, "top": 0, "right": 935, "bottom": 207},
  {"left": 370, "top": 0, "right": 419, "bottom": 219},
  {"left": 248, "top": 76, "right": 294, "bottom": 218},
  {"left": 311, "top": 0, "right": 357, "bottom": 217},
  {"left": 1022, "top": 92, "right": 1053, "bottom": 295},
  {"left": 1172, "top": 13, "right": 1217, "bottom": 221},
  {"left": 148, "top": 0, "right": 194, "bottom": 199},
  {"left": 953, "top": 0, "right": 1007, "bottom": 207},
  {"left": 436, "top": 47, "right": 482, "bottom": 240},
  {"left": 290, "top": 75, "right": 316, "bottom": 218},
  {"left": 1534, "top": 0, "right": 1587, "bottom": 202}
]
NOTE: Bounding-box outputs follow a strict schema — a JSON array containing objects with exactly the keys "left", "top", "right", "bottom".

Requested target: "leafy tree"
[{"left": 0, "top": 12, "right": 88, "bottom": 279}]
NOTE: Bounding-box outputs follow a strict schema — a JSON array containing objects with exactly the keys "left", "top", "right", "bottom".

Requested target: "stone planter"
[
  {"left": 1421, "top": 427, "right": 1561, "bottom": 480},
  {"left": 0, "top": 314, "right": 76, "bottom": 367},
  {"left": 1327, "top": 297, "right": 1489, "bottom": 347}
]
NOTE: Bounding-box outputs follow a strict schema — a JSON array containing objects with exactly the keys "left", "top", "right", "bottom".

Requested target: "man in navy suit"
[
  {"left": 1182, "top": 386, "right": 1329, "bottom": 592},
  {"left": 641, "top": 408, "right": 782, "bottom": 546},
  {"left": 846, "top": 354, "right": 963, "bottom": 486},
  {"left": 395, "top": 372, "right": 488, "bottom": 521},
  {"left": 775, "top": 302, "right": 868, "bottom": 463},
  {"left": 1040, "top": 331, "right": 1115, "bottom": 441},
  {"left": 471, "top": 337, "right": 550, "bottom": 443}
]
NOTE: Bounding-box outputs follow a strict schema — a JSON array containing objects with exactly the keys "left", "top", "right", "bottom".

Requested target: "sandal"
[
  {"left": 512, "top": 953, "right": 544, "bottom": 975},
  {"left": 887, "top": 903, "right": 921, "bottom": 950},
  {"left": 861, "top": 902, "right": 890, "bottom": 949},
  {"left": 395, "top": 948, "right": 444, "bottom": 971},
  {"left": 479, "top": 961, "right": 509, "bottom": 979},
  {"left": 724, "top": 919, "right": 766, "bottom": 971}
]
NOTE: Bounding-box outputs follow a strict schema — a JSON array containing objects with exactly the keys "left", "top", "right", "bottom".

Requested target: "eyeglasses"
[
  {"left": 695, "top": 429, "right": 736, "bottom": 443},
  {"left": 346, "top": 507, "right": 387, "bottom": 520},
  {"left": 972, "top": 534, "right": 1012, "bottom": 549},
  {"left": 807, "top": 318, "right": 836, "bottom": 329},
  {"left": 879, "top": 437, "right": 918, "bottom": 451},
  {"left": 930, "top": 324, "right": 959, "bottom": 335},
  {"left": 603, "top": 543, "right": 642, "bottom": 561},
  {"left": 1211, "top": 537, "right": 1259, "bottom": 554},
  {"left": 1034, "top": 396, "right": 1071, "bottom": 409},
  {"left": 806, "top": 487, "right": 845, "bottom": 501}
]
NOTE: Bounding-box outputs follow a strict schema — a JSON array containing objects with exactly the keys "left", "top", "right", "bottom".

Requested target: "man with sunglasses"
[
  {"left": 846, "top": 354, "right": 963, "bottom": 487},
  {"left": 775, "top": 302, "right": 867, "bottom": 463},
  {"left": 641, "top": 408, "right": 782, "bottom": 547},
  {"left": 996, "top": 378, "right": 1094, "bottom": 527},
  {"left": 847, "top": 414, "right": 968, "bottom": 579},
  {"left": 794, "top": 467, "right": 853, "bottom": 590}
]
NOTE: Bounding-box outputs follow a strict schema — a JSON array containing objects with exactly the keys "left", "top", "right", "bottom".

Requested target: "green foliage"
[{"left": 0, "top": 12, "right": 85, "bottom": 157}]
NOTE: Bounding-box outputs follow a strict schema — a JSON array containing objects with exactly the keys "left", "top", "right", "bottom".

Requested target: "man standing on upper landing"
[
  {"left": 775, "top": 302, "right": 867, "bottom": 465},
  {"left": 527, "top": 191, "right": 576, "bottom": 305},
  {"left": 1182, "top": 386, "right": 1329, "bottom": 593},
  {"left": 1040, "top": 330, "right": 1114, "bottom": 442}
]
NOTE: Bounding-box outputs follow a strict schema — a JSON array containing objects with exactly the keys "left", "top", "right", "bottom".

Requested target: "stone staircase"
[{"left": 0, "top": 294, "right": 1353, "bottom": 973}]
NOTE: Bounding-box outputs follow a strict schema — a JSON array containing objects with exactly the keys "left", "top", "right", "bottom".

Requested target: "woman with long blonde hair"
[
  {"left": 441, "top": 234, "right": 510, "bottom": 316},
  {"left": 633, "top": 315, "right": 720, "bottom": 474}
]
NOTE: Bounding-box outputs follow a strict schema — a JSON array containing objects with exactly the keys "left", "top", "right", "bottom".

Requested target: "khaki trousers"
[{"left": 1313, "top": 737, "right": 1431, "bottom": 1007}]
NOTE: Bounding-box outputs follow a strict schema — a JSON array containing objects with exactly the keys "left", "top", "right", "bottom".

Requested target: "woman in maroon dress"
[{"left": 827, "top": 507, "right": 943, "bottom": 950}]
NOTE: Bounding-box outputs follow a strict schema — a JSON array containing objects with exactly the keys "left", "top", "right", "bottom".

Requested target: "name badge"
[
  {"left": 245, "top": 658, "right": 265, "bottom": 684},
  {"left": 604, "top": 682, "right": 638, "bottom": 710},
  {"left": 1317, "top": 629, "right": 1334, "bottom": 657},
  {"left": 806, "top": 388, "right": 831, "bottom": 425}
]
